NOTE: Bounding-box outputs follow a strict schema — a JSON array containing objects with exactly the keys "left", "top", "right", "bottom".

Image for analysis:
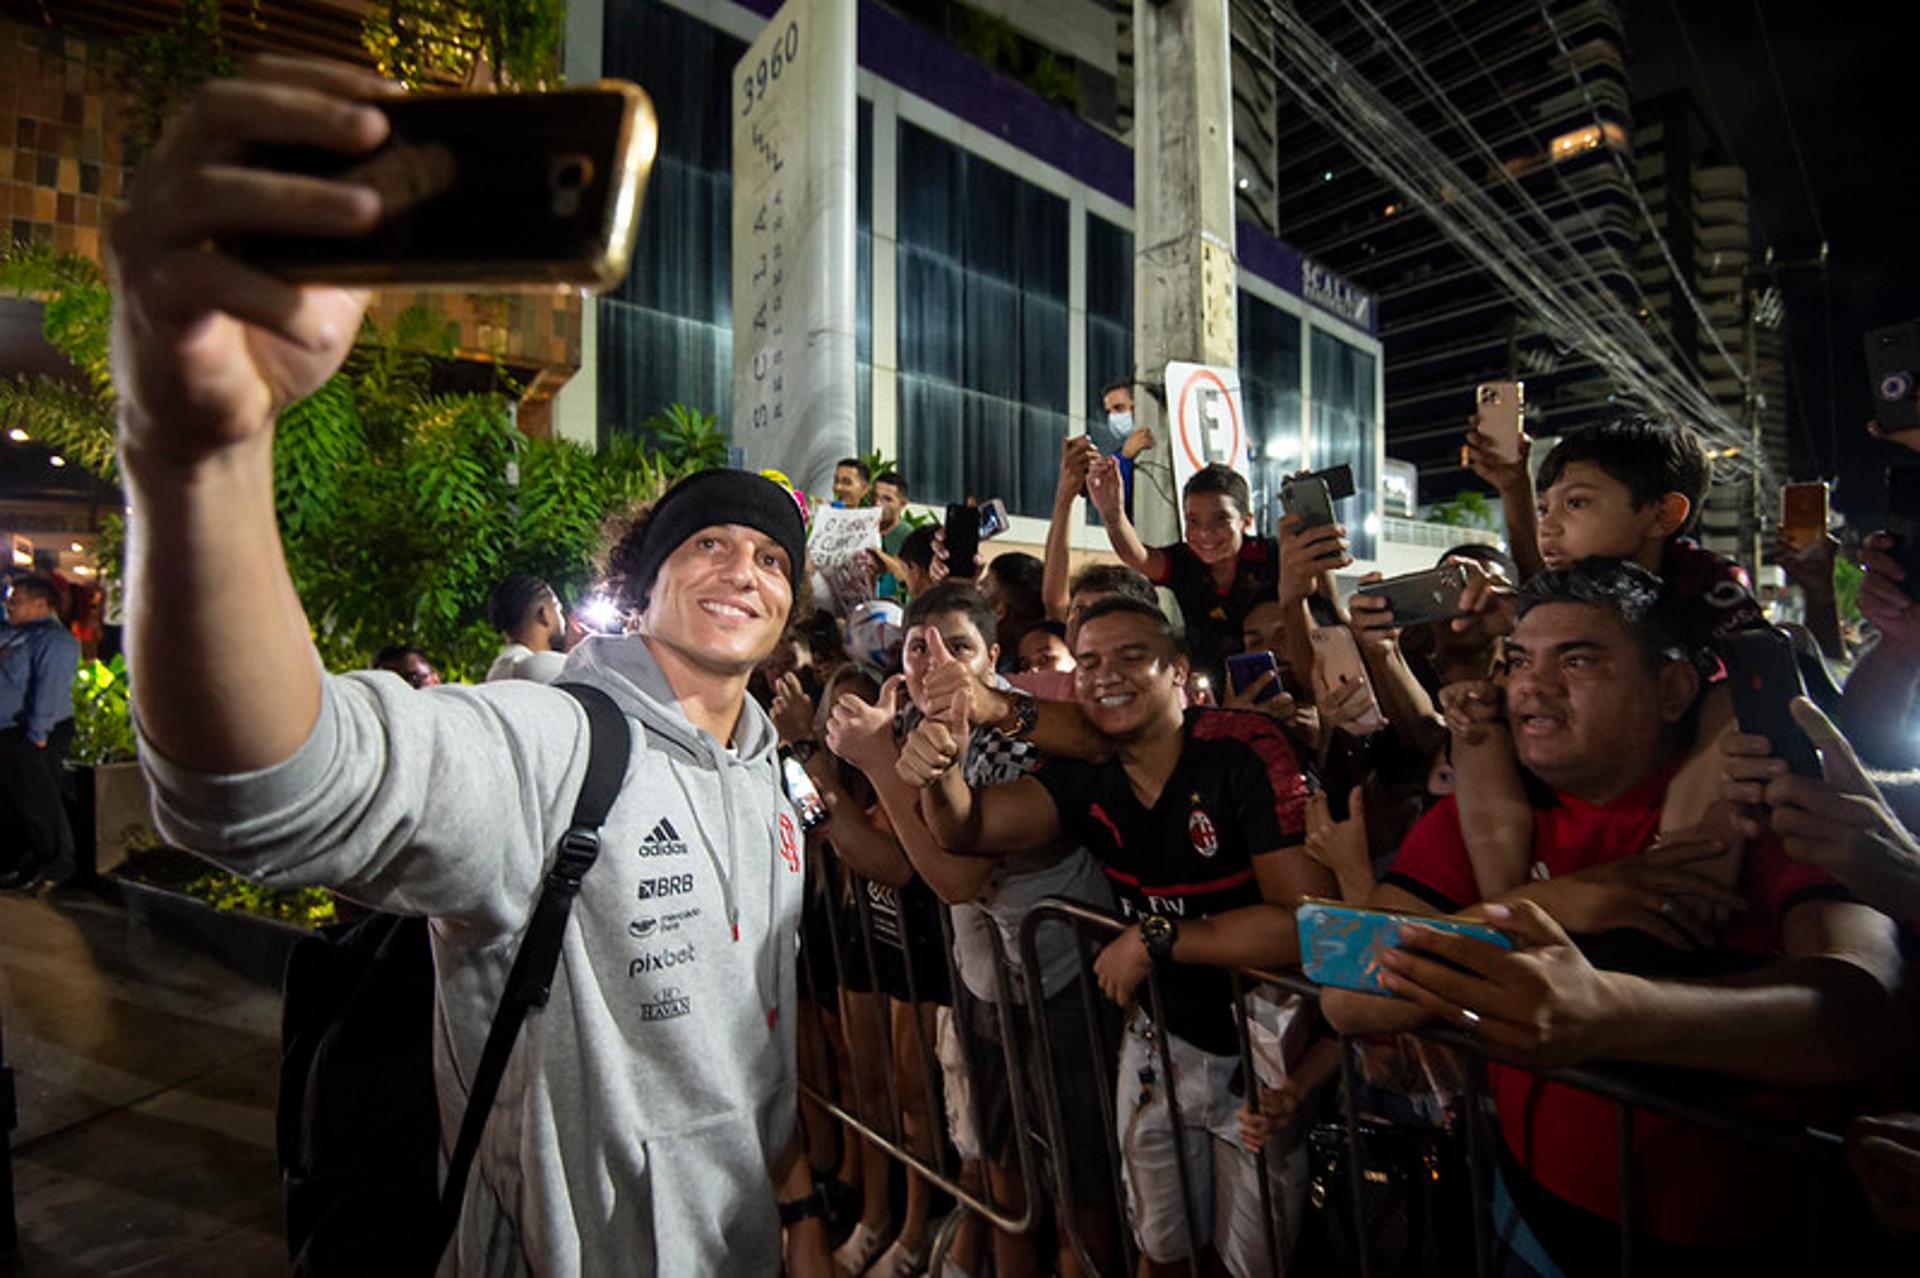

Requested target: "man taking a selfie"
[{"left": 110, "top": 58, "right": 827, "bottom": 1275}]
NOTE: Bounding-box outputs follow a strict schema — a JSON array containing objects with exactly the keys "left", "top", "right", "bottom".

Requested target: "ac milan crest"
[{"left": 1188, "top": 807, "right": 1219, "bottom": 858}]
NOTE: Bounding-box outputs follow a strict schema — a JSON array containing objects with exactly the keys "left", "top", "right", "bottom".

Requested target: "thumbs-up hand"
[{"left": 826, "top": 677, "right": 902, "bottom": 777}]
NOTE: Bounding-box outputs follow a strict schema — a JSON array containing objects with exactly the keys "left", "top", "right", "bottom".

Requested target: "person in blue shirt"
[{"left": 1, "top": 574, "right": 82, "bottom": 887}]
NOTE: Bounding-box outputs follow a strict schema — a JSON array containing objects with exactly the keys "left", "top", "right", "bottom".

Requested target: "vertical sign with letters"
[{"left": 731, "top": 0, "right": 857, "bottom": 499}]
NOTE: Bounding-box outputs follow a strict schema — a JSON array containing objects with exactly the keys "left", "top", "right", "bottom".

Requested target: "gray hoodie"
[{"left": 139, "top": 635, "right": 804, "bottom": 1276}]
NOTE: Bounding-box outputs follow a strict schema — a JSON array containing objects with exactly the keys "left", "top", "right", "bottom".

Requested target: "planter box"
[
  {"left": 62, "top": 761, "right": 158, "bottom": 880},
  {"left": 94, "top": 874, "right": 308, "bottom": 990}
]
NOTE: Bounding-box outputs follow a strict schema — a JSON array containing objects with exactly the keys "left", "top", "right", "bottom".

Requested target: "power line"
[{"left": 1244, "top": 4, "right": 1765, "bottom": 485}]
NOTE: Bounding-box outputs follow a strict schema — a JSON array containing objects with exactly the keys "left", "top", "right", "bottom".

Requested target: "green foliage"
[
  {"left": 180, "top": 869, "right": 338, "bottom": 927},
  {"left": 3, "top": 226, "right": 720, "bottom": 682},
  {"left": 1425, "top": 489, "right": 1498, "bottom": 531},
  {"left": 120, "top": 0, "right": 236, "bottom": 155},
  {"left": 951, "top": 5, "right": 1082, "bottom": 111},
  {"left": 1834, "top": 555, "right": 1864, "bottom": 628},
  {"left": 363, "top": 0, "right": 565, "bottom": 90},
  {"left": 0, "top": 244, "right": 116, "bottom": 476},
  {"left": 71, "top": 656, "right": 137, "bottom": 766},
  {"left": 640, "top": 403, "right": 730, "bottom": 472}
]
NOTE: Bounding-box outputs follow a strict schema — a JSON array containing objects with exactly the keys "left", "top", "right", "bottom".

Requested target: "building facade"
[
  {"left": 1266, "top": 0, "right": 1643, "bottom": 508},
  {"left": 577, "top": 0, "right": 1390, "bottom": 563}
]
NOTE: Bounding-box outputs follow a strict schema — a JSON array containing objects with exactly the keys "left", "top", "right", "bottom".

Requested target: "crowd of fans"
[{"left": 753, "top": 424, "right": 1920, "bottom": 1278}]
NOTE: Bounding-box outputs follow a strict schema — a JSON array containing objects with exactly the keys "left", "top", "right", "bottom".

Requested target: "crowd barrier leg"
[
  {"left": 1, "top": 1009, "right": 16, "bottom": 1256},
  {"left": 1227, "top": 971, "right": 1288, "bottom": 1277},
  {"left": 1461, "top": 1046, "right": 1493, "bottom": 1278},
  {"left": 1334, "top": 1033, "right": 1376, "bottom": 1278}
]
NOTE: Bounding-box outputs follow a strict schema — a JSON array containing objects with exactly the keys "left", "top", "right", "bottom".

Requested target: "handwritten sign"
[{"left": 807, "top": 505, "right": 882, "bottom": 619}]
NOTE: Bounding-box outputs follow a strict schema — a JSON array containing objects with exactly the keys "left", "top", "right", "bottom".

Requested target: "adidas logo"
[{"left": 637, "top": 818, "right": 689, "bottom": 858}]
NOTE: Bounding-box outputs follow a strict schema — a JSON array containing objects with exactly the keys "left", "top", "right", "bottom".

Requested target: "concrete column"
[{"left": 1131, "top": 0, "right": 1239, "bottom": 546}]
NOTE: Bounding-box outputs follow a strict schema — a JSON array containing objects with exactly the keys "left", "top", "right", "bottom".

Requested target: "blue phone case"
[{"left": 1296, "top": 899, "right": 1512, "bottom": 996}]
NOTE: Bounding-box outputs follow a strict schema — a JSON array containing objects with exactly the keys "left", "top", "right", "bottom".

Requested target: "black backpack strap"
[{"left": 431, "top": 682, "right": 631, "bottom": 1260}]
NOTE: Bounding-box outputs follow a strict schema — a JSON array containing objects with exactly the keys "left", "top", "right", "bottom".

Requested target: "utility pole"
[{"left": 1131, "top": 0, "right": 1240, "bottom": 547}]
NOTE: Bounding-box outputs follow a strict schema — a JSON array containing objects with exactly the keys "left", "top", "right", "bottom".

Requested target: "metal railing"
[{"left": 795, "top": 857, "right": 1886, "bottom": 1277}]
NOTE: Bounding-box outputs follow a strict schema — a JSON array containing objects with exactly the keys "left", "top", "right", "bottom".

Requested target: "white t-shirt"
[{"left": 486, "top": 643, "right": 568, "bottom": 685}]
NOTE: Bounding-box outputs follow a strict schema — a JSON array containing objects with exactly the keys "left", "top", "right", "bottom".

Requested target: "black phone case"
[
  {"left": 1722, "top": 629, "right": 1821, "bottom": 779},
  {"left": 1867, "top": 322, "right": 1919, "bottom": 434},
  {"left": 943, "top": 503, "right": 981, "bottom": 577}
]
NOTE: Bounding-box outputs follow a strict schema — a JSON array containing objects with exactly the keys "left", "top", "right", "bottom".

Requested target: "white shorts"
[{"left": 1116, "top": 1013, "right": 1299, "bottom": 1277}]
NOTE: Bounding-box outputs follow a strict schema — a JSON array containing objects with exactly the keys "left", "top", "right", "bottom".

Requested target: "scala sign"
[
  {"left": 1301, "top": 258, "right": 1373, "bottom": 331},
  {"left": 1165, "top": 361, "right": 1247, "bottom": 532}
]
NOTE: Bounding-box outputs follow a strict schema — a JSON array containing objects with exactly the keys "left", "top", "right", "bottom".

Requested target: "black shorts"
[{"left": 958, "top": 983, "right": 1121, "bottom": 1208}]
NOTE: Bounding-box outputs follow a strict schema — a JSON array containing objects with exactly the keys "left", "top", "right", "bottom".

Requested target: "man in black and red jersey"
[
  {"left": 1322, "top": 560, "right": 1907, "bottom": 1278},
  {"left": 899, "top": 596, "right": 1334, "bottom": 1278}
]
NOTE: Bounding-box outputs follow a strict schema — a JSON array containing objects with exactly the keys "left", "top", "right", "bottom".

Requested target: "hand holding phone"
[
  {"left": 1472, "top": 381, "right": 1525, "bottom": 465},
  {"left": 978, "top": 498, "right": 1011, "bottom": 541},
  {"left": 1297, "top": 899, "right": 1513, "bottom": 996},
  {"left": 1779, "top": 482, "right": 1830, "bottom": 553},
  {"left": 1226, "top": 651, "right": 1283, "bottom": 704},
  {"left": 942, "top": 503, "right": 982, "bottom": 580},
  {"left": 1308, "top": 625, "right": 1386, "bottom": 735},
  {"left": 1886, "top": 466, "right": 1920, "bottom": 601},
  {"left": 231, "top": 82, "right": 658, "bottom": 290},
  {"left": 1722, "top": 628, "right": 1822, "bottom": 779},
  {"left": 1367, "top": 564, "right": 1471, "bottom": 629}
]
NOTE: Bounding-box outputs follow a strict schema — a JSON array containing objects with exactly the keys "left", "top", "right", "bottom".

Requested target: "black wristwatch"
[
  {"left": 787, "top": 739, "right": 818, "bottom": 765},
  {"left": 777, "top": 1187, "right": 830, "bottom": 1227},
  {"left": 1141, "top": 914, "right": 1178, "bottom": 962},
  {"left": 994, "top": 690, "right": 1039, "bottom": 739}
]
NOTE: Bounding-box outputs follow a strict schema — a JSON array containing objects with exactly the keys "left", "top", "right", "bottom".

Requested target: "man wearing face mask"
[{"left": 1102, "top": 378, "right": 1155, "bottom": 514}]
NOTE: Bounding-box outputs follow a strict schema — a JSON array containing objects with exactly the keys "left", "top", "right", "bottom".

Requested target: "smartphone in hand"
[
  {"left": 1473, "top": 381, "right": 1525, "bottom": 464},
  {"left": 1722, "top": 627, "right": 1821, "bottom": 779},
  {"left": 1308, "top": 625, "right": 1386, "bottom": 735},
  {"left": 1867, "top": 322, "right": 1919, "bottom": 435},
  {"left": 1779, "top": 482, "right": 1830, "bottom": 552},
  {"left": 978, "top": 498, "right": 1011, "bottom": 541},
  {"left": 943, "top": 503, "right": 982, "bottom": 579},
  {"left": 1368, "top": 563, "right": 1470, "bottom": 629},
  {"left": 1887, "top": 466, "right": 1920, "bottom": 600},
  {"left": 1226, "top": 650, "right": 1283, "bottom": 703},
  {"left": 1297, "top": 899, "right": 1513, "bottom": 996},
  {"left": 230, "top": 82, "right": 657, "bottom": 291}
]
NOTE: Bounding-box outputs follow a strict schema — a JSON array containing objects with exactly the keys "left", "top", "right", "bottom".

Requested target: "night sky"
[{"left": 1624, "top": 0, "right": 1920, "bottom": 526}]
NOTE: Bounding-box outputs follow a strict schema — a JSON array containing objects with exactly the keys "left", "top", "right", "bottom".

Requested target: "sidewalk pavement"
[{"left": 1, "top": 887, "right": 284, "bottom": 1276}]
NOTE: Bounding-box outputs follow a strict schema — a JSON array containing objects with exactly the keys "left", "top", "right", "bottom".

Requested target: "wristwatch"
[
  {"left": 777, "top": 1187, "right": 830, "bottom": 1228},
  {"left": 1141, "top": 914, "right": 1178, "bottom": 962},
  {"left": 787, "top": 739, "right": 818, "bottom": 765},
  {"left": 993, "top": 690, "right": 1039, "bottom": 739}
]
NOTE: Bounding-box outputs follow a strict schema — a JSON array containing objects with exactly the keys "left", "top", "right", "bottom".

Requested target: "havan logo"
[{"left": 640, "top": 986, "right": 691, "bottom": 1022}]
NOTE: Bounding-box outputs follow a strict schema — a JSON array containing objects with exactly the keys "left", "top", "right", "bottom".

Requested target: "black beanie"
[{"left": 628, "top": 469, "right": 807, "bottom": 607}]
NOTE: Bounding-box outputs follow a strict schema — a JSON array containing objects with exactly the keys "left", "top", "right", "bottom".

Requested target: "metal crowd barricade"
[
  {"left": 1016, "top": 898, "right": 1874, "bottom": 1278},
  {"left": 1, "top": 1007, "right": 16, "bottom": 1255},
  {"left": 794, "top": 844, "right": 1049, "bottom": 1263}
]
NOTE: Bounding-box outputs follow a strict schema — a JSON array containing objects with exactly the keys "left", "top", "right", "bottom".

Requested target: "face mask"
[{"left": 1107, "top": 410, "right": 1133, "bottom": 440}]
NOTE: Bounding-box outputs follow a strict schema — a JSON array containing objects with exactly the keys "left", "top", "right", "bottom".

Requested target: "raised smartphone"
[
  {"left": 1279, "top": 463, "right": 1355, "bottom": 532},
  {"left": 943, "top": 502, "right": 981, "bottom": 579},
  {"left": 1308, "top": 625, "right": 1386, "bottom": 735},
  {"left": 1866, "top": 321, "right": 1919, "bottom": 434},
  {"left": 230, "top": 82, "right": 657, "bottom": 291},
  {"left": 1473, "top": 380, "right": 1525, "bottom": 464},
  {"left": 1779, "top": 482, "right": 1830, "bottom": 552},
  {"left": 1722, "top": 627, "right": 1822, "bottom": 779},
  {"left": 978, "top": 498, "right": 1011, "bottom": 541},
  {"left": 1297, "top": 899, "right": 1513, "bottom": 996},
  {"left": 1368, "top": 563, "right": 1470, "bottom": 629},
  {"left": 1225, "top": 650, "right": 1283, "bottom": 703},
  {"left": 782, "top": 753, "right": 829, "bottom": 831}
]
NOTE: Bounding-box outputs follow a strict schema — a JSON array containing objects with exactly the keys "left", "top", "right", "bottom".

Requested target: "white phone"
[
  {"left": 1308, "top": 625, "right": 1386, "bottom": 735},
  {"left": 1474, "top": 381, "right": 1525, "bottom": 464}
]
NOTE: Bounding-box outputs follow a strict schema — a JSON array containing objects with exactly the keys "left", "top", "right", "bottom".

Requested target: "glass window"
[
  {"left": 896, "top": 121, "right": 1070, "bottom": 517},
  {"left": 1309, "top": 329, "right": 1379, "bottom": 560},
  {"left": 1086, "top": 214, "right": 1132, "bottom": 432},
  {"left": 596, "top": 3, "right": 744, "bottom": 447},
  {"left": 1237, "top": 291, "right": 1304, "bottom": 536}
]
